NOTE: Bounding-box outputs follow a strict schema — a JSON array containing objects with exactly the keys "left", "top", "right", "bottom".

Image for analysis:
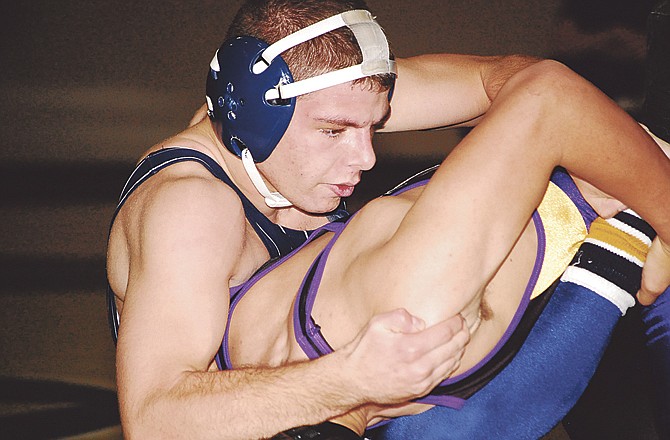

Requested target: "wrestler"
[{"left": 214, "top": 59, "right": 670, "bottom": 437}]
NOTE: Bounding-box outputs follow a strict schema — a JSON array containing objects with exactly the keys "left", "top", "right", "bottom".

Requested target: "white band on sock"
[{"left": 561, "top": 266, "right": 636, "bottom": 315}]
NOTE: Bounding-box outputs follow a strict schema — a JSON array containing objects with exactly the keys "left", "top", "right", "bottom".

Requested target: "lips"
[{"left": 330, "top": 183, "right": 356, "bottom": 198}]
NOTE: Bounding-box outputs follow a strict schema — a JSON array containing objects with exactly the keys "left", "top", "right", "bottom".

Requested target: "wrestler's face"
[{"left": 258, "top": 82, "right": 390, "bottom": 213}]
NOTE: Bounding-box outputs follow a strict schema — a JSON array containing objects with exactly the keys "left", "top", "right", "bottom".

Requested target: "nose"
[{"left": 351, "top": 130, "right": 376, "bottom": 171}]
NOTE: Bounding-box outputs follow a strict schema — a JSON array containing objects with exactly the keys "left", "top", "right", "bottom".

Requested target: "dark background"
[{"left": 0, "top": 0, "right": 662, "bottom": 438}]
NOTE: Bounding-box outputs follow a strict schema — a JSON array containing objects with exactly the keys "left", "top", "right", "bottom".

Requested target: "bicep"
[{"left": 116, "top": 181, "right": 245, "bottom": 406}]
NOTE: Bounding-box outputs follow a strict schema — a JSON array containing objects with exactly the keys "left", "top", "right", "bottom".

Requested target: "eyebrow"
[{"left": 314, "top": 107, "right": 392, "bottom": 130}]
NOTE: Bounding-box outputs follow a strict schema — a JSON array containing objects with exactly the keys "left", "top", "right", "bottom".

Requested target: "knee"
[{"left": 494, "top": 59, "right": 595, "bottom": 118}]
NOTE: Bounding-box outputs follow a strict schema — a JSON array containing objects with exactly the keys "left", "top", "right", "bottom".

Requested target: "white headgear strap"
[
  {"left": 254, "top": 9, "right": 396, "bottom": 101},
  {"left": 241, "top": 148, "right": 293, "bottom": 208}
]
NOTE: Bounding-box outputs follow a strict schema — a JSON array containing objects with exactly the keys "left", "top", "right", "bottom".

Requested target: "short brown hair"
[{"left": 226, "top": 0, "right": 394, "bottom": 92}]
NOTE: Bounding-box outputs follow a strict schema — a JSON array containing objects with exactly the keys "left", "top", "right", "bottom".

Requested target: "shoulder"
[
  {"left": 115, "top": 161, "right": 248, "bottom": 268},
  {"left": 352, "top": 188, "right": 422, "bottom": 233},
  {"left": 130, "top": 158, "right": 241, "bottom": 219},
  {"left": 333, "top": 189, "right": 422, "bottom": 259}
]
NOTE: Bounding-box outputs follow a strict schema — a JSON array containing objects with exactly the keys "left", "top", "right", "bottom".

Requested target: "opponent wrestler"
[
  {"left": 213, "top": 59, "right": 670, "bottom": 437},
  {"left": 377, "top": 6, "right": 670, "bottom": 437},
  {"left": 107, "top": 1, "right": 669, "bottom": 438}
]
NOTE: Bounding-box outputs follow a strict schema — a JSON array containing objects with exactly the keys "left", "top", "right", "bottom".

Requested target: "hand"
[
  {"left": 341, "top": 309, "right": 469, "bottom": 405},
  {"left": 638, "top": 236, "right": 670, "bottom": 306},
  {"left": 635, "top": 124, "right": 670, "bottom": 305}
]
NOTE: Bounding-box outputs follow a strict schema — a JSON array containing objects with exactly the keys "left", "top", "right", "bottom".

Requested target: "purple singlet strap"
[
  {"left": 290, "top": 203, "right": 548, "bottom": 409},
  {"left": 413, "top": 210, "right": 547, "bottom": 407},
  {"left": 216, "top": 221, "right": 345, "bottom": 371},
  {"left": 293, "top": 219, "right": 351, "bottom": 359}
]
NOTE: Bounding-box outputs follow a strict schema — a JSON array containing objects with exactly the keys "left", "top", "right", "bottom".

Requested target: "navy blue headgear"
[
  {"left": 206, "top": 10, "right": 396, "bottom": 166},
  {"left": 206, "top": 36, "right": 295, "bottom": 163}
]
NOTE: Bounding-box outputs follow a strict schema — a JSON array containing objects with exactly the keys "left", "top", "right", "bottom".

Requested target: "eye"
[{"left": 319, "top": 128, "right": 343, "bottom": 138}]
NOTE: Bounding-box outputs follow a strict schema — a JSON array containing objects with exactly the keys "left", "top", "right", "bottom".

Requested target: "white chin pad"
[
  {"left": 256, "top": 10, "right": 396, "bottom": 101},
  {"left": 241, "top": 149, "right": 293, "bottom": 208}
]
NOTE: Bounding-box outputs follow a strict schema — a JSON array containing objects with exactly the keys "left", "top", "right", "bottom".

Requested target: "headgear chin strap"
[{"left": 241, "top": 148, "right": 292, "bottom": 208}]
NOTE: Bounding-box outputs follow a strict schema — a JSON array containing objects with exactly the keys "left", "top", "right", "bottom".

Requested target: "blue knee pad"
[{"left": 367, "top": 281, "right": 621, "bottom": 440}]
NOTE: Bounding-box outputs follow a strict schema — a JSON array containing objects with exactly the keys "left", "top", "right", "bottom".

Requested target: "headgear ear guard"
[
  {"left": 206, "top": 9, "right": 396, "bottom": 208},
  {"left": 206, "top": 37, "right": 295, "bottom": 163}
]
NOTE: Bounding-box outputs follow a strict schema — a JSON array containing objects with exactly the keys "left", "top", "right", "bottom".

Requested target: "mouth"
[{"left": 329, "top": 182, "right": 357, "bottom": 198}]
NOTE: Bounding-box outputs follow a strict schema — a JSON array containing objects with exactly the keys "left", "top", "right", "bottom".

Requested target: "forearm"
[
  {"left": 122, "top": 353, "right": 362, "bottom": 440},
  {"left": 383, "top": 53, "right": 540, "bottom": 132}
]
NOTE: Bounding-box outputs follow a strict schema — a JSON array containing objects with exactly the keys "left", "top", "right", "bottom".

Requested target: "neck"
[{"left": 204, "top": 122, "right": 334, "bottom": 230}]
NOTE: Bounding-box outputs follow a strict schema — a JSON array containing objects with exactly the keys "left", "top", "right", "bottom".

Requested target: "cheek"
[
  {"left": 272, "top": 130, "right": 346, "bottom": 186},
  {"left": 287, "top": 140, "right": 340, "bottom": 175}
]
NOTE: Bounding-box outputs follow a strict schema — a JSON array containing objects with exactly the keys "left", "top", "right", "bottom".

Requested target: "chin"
[{"left": 294, "top": 197, "right": 341, "bottom": 216}]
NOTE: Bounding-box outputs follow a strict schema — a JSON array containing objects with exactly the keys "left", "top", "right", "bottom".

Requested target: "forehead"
[{"left": 294, "top": 82, "right": 390, "bottom": 126}]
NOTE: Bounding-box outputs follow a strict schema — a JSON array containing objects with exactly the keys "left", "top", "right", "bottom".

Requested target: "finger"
[
  {"left": 408, "top": 312, "right": 427, "bottom": 332},
  {"left": 637, "top": 289, "right": 659, "bottom": 306},
  {"left": 637, "top": 238, "right": 670, "bottom": 305},
  {"left": 377, "top": 308, "right": 428, "bottom": 333},
  {"left": 407, "top": 314, "right": 467, "bottom": 347},
  {"left": 404, "top": 318, "right": 470, "bottom": 364}
]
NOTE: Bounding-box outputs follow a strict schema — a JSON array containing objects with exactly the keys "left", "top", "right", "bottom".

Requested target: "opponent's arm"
[
  {"left": 382, "top": 53, "right": 540, "bottom": 132},
  {"left": 115, "top": 176, "right": 468, "bottom": 439},
  {"left": 187, "top": 54, "right": 539, "bottom": 132}
]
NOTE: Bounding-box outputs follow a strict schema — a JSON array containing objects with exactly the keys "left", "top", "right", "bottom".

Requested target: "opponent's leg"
[{"left": 368, "top": 210, "right": 653, "bottom": 440}]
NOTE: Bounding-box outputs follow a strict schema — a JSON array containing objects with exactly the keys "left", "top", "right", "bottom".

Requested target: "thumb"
[{"left": 637, "top": 237, "right": 670, "bottom": 306}]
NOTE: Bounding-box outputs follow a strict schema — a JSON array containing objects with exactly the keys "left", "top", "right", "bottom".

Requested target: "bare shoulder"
[
  {"left": 123, "top": 161, "right": 244, "bottom": 243},
  {"left": 345, "top": 186, "right": 423, "bottom": 243},
  {"left": 107, "top": 161, "right": 247, "bottom": 301},
  {"left": 314, "top": 188, "right": 424, "bottom": 344}
]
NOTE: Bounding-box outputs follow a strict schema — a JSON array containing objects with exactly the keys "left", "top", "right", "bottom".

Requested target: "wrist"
[{"left": 324, "top": 345, "right": 370, "bottom": 407}]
